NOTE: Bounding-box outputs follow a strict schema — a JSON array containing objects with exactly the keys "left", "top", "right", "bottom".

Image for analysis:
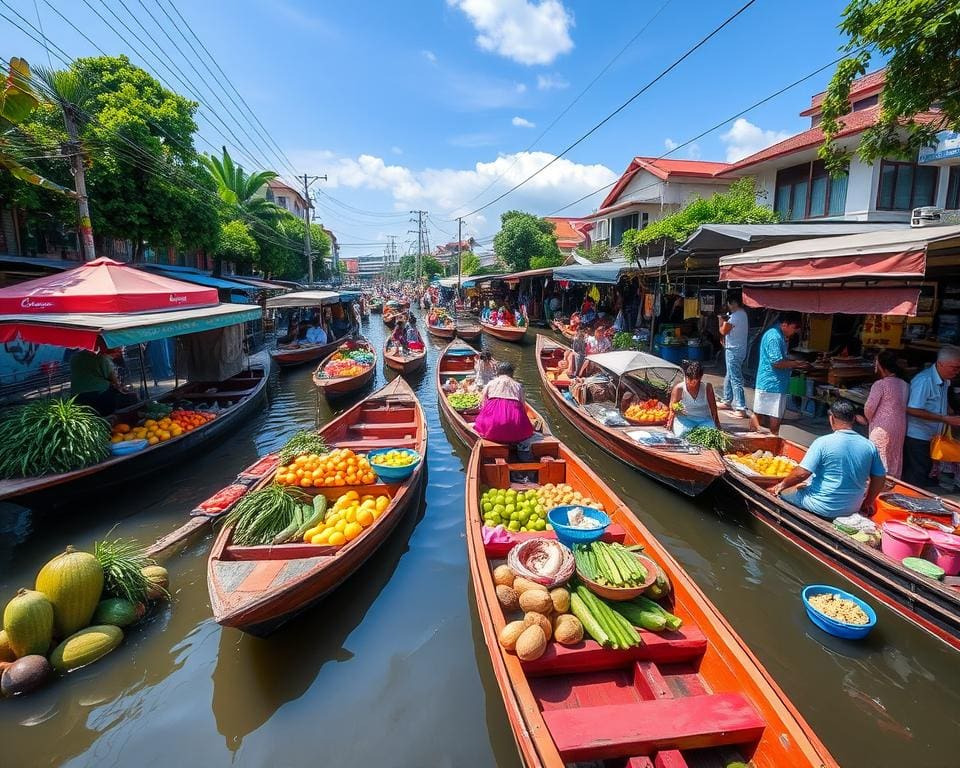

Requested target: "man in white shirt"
[
  {"left": 903, "top": 346, "right": 960, "bottom": 487},
  {"left": 305, "top": 318, "right": 328, "bottom": 345},
  {"left": 718, "top": 295, "right": 749, "bottom": 417}
]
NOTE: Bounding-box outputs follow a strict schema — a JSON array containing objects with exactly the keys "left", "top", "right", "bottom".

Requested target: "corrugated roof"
[{"left": 801, "top": 69, "right": 886, "bottom": 116}]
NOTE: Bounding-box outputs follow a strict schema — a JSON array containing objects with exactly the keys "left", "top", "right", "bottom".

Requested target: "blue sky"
[{"left": 4, "top": 0, "right": 857, "bottom": 257}]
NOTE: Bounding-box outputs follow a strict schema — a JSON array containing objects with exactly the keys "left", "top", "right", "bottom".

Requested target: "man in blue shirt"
[
  {"left": 771, "top": 400, "right": 886, "bottom": 519},
  {"left": 903, "top": 346, "right": 960, "bottom": 487},
  {"left": 749, "top": 312, "right": 808, "bottom": 435}
]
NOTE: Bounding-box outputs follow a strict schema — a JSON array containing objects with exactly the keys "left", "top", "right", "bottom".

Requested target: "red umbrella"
[{"left": 0, "top": 257, "right": 219, "bottom": 314}]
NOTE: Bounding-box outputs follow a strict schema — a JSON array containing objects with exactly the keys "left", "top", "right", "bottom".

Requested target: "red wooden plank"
[
  {"left": 654, "top": 750, "right": 690, "bottom": 768},
  {"left": 542, "top": 693, "right": 766, "bottom": 762},
  {"left": 634, "top": 660, "right": 671, "bottom": 700},
  {"left": 522, "top": 627, "right": 707, "bottom": 677},
  {"left": 236, "top": 559, "right": 286, "bottom": 592},
  {"left": 626, "top": 758, "right": 655, "bottom": 768}
]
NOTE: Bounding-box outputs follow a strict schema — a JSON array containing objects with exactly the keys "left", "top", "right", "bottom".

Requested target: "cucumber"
[
  {"left": 610, "top": 601, "right": 667, "bottom": 632},
  {"left": 293, "top": 495, "right": 328, "bottom": 542},
  {"left": 570, "top": 592, "right": 608, "bottom": 647},
  {"left": 633, "top": 596, "right": 683, "bottom": 631}
]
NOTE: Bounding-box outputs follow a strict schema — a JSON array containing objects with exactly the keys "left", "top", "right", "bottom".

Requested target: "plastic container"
[
  {"left": 366, "top": 448, "right": 421, "bottom": 481},
  {"left": 547, "top": 505, "right": 611, "bottom": 547},
  {"left": 926, "top": 530, "right": 960, "bottom": 576},
  {"left": 801, "top": 584, "right": 877, "bottom": 640},
  {"left": 880, "top": 521, "right": 930, "bottom": 561},
  {"left": 110, "top": 439, "right": 148, "bottom": 455}
]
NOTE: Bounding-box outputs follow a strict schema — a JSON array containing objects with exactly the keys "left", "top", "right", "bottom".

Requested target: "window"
[
  {"left": 610, "top": 212, "right": 648, "bottom": 246},
  {"left": 946, "top": 167, "right": 960, "bottom": 210},
  {"left": 851, "top": 94, "right": 879, "bottom": 112},
  {"left": 277, "top": 195, "right": 288, "bottom": 209},
  {"left": 774, "top": 160, "right": 848, "bottom": 220},
  {"left": 594, "top": 218, "right": 609, "bottom": 241},
  {"left": 876, "top": 160, "right": 937, "bottom": 210}
]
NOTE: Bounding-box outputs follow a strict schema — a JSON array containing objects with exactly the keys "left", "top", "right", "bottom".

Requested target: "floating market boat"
[
  {"left": 455, "top": 321, "right": 481, "bottom": 341},
  {"left": 269, "top": 336, "right": 343, "bottom": 368},
  {"left": 383, "top": 308, "right": 407, "bottom": 328},
  {"left": 383, "top": 340, "right": 426, "bottom": 376},
  {"left": 480, "top": 319, "right": 527, "bottom": 343},
  {"left": 0, "top": 363, "right": 269, "bottom": 507},
  {"left": 266, "top": 290, "right": 359, "bottom": 369},
  {"left": 436, "top": 339, "right": 550, "bottom": 449},
  {"left": 535, "top": 336, "right": 724, "bottom": 496},
  {"left": 427, "top": 320, "right": 457, "bottom": 340},
  {"left": 370, "top": 299, "right": 383, "bottom": 314},
  {"left": 208, "top": 377, "right": 427, "bottom": 636},
  {"left": 465, "top": 437, "right": 838, "bottom": 768},
  {"left": 550, "top": 319, "right": 576, "bottom": 341},
  {"left": 312, "top": 338, "right": 377, "bottom": 399},
  {"left": 724, "top": 434, "right": 960, "bottom": 651}
]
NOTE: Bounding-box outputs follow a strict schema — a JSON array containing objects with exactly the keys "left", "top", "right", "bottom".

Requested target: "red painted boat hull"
[{"left": 480, "top": 320, "right": 527, "bottom": 343}]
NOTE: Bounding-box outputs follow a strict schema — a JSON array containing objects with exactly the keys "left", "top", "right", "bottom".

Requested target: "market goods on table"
[
  {"left": 0, "top": 539, "right": 171, "bottom": 697},
  {"left": 726, "top": 450, "right": 798, "bottom": 478},
  {"left": 316, "top": 348, "right": 374, "bottom": 378},
  {"left": 303, "top": 490, "right": 391, "bottom": 547},
  {"left": 0, "top": 397, "right": 110, "bottom": 478},
  {"left": 275, "top": 448, "right": 376, "bottom": 488},
  {"left": 684, "top": 426, "right": 733, "bottom": 452},
  {"left": 624, "top": 400, "right": 669, "bottom": 424},
  {"left": 806, "top": 592, "right": 870, "bottom": 625},
  {"left": 112, "top": 409, "right": 216, "bottom": 445},
  {"left": 448, "top": 392, "right": 481, "bottom": 412},
  {"left": 370, "top": 449, "right": 418, "bottom": 468},
  {"left": 139, "top": 400, "right": 172, "bottom": 420}
]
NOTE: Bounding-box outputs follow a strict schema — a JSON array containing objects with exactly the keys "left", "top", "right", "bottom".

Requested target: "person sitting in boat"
[
  {"left": 666, "top": 361, "right": 721, "bottom": 437},
  {"left": 497, "top": 303, "right": 517, "bottom": 327},
  {"left": 580, "top": 296, "right": 597, "bottom": 325},
  {"left": 771, "top": 400, "right": 886, "bottom": 520},
  {"left": 474, "top": 361, "right": 535, "bottom": 454},
  {"left": 481, "top": 300, "right": 496, "bottom": 323},
  {"left": 405, "top": 316, "right": 424, "bottom": 351},
  {"left": 305, "top": 317, "right": 328, "bottom": 345},
  {"left": 330, "top": 303, "right": 352, "bottom": 338},
  {"left": 278, "top": 317, "right": 301, "bottom": 346},
  {"left": 474, "top": 350, "right": 497, "bottom": 388},
  {"left": 70, "top": 345, "right": 126, "bottom": 416},
  {"left": 563, "top": 328, "right": 588, "bottom": 378},
  {"left": 571, "top": 366, "right": 616, "bottom": 406},
  {"left": 389, "top": 318, "right": 409, "bottom": 355},
  {"left": 568, "top": 311, "right": 581, "bottom": 332}
]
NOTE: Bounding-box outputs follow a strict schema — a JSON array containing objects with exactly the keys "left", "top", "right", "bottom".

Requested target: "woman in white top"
[
  {"left": 666, "top": 360, "right": 721, "bottom": 437},
  {"left": 474, "top": 350, "right": 497, "bottom": 388},
  {"left": 473, "top": 361, "right": 534, "bottom": 445}
]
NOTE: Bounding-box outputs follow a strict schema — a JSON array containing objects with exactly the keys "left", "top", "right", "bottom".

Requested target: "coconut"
[
  {"left": 495, "top": 585, "right": 520, "bottom": 612},
  {"left": 523, "top": 611, "right": 552, "bottom": 641},
  {"left": 554, "top": 615, "right": 583, "bottom": 645},
  {"left": 492, "top": 565, "right": 515, "bottom": 588},
  {"left": 519, "top": 589, "right": 553, "bottom": 615},
  {"left": 512, "top": 577, "right": 547, "bottom": 595},
  {"left": 549, "top": 588, "right": 570, "bottom": 614},
  {"left": 515, "top": 625, "right": 547, "bottom": 661},
  {"left": 1, "top": 655, "right": 52, "bottom": 697},
  {"left": 498, "top": 621, "right": 527, "bottom": 651}
]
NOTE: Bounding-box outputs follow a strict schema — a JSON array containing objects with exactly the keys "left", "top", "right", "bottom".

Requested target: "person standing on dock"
[
  {"left": 749, "top": 312, "right": 808, "bottom": 435},
  {"left": 903, "top": 346, "right": 960, "bottom": 487},
  {"left": 718, "top": 294, "right": 748, "bottom": 418}
]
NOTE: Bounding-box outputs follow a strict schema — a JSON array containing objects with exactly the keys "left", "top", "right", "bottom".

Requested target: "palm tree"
[{"left": 201, "top": 146, "right": 280, "bottom": 221}]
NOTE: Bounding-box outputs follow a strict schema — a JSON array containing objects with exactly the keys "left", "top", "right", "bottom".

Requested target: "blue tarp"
[
  {"left": 145, "top": 267, "right": 257, "bottom": 296},
  {"left": 552, "top": 262, "right": 634, "bottom": 284}
]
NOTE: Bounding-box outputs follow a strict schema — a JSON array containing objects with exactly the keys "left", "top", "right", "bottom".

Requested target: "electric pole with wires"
[{"left": 300, "top": 173, "right": 326, "bottom": 285}]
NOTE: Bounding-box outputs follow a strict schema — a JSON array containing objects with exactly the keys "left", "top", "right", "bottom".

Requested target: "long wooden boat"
[
  {"left": 535, "top": 335, "right": 724, "bottom": 496},
  {"left": 480, "top": 319, "right": 528, "bottom": 343},
  {"left": 724, "top": 434, "right": 960, "bottom": 651},
  {"left": 0, "top": 363, "right": 270, "bottom": 507},
  {"left": 427, "top": 322, "right": 457, "bottom": 340},
  {"left": 208, "top": 377, "right": 427, "bottom": 636},
  {"left": 436, "top": 339, "right": 551, "bottom": 449},
  {"left": 456, "top": 322, "right": 481, "bottom": 341},
  {"left": 312, "top": 338, "right": 376, "bottom": 399},
  {"left": 466, "top": 437, "right": 837, "bottom": 768},
  {"left": 269, "top": 334, "right": 342, "bottom": 368},
  {"left": 383, "top": 340, "right": 426, "bottom": 376}
]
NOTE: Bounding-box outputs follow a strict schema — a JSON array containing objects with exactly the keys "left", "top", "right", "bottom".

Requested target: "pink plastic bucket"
[
  {"left": 926, "top": 530, "right": 960, "bottom": 576},
  {"left": 881, "top": 521, "right": 930, "bottom": 561}
]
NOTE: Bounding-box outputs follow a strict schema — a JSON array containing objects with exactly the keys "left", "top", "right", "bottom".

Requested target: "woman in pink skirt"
[
  {"left": 474, "top": 361, "right": 534, "bottom": 446},
  {"left": 863, "top": 350, "right": 909, "bottom": 477}
]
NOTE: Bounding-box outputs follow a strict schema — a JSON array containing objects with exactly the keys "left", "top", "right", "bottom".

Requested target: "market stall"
[{"left": 265, "top": 289, "right": 360, "bottom": 368}]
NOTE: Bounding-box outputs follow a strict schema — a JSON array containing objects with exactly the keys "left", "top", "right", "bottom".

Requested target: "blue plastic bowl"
[
  {"left": 366, "top": 448, "right": 422, "bottom": 482},
  {"left": 110, "top": 439, "right": 148, "bottom": 455},
  {"left": 802, "top": 584, "right": 877, "bottom": 640},
  {"left": 547, "top": 505, "right": 611, "bottom": 547}
]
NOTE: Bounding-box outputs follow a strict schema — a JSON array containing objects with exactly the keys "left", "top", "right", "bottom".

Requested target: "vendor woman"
[
  {"left": 474, "top": 361, "right": 534, "bottom": 450},
  {"left": 666, "top": 361, "right": 720, "bottom": 437},
  {"left": 70, "top": 345, "right": 124, "bottom": 416}
]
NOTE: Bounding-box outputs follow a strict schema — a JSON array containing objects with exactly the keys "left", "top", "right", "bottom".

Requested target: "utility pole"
[
  {"left": 409, "top": 210, "right": 427, "bottom": 283},
  {"left": 457, "top": 217, "right": 463, "bottom": 296},
  {"left": 49, "top": 93, "right": 95, "bottom": 260},
  {"left": 300, "top": 173, "right": 327, "bottom": 285}
]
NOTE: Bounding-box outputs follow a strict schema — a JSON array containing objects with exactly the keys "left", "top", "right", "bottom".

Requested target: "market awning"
[
  {"left": 0, "top": 304, "right": 261, "bottom": 350},
  {"left": 552, "top": 262, "right": 636, "bottom": 284},
  {"left": 742, "top": 286, "right": 920, "bottom": 316},
  {"left": 228, "top": 275, "right": 292, "bottom": 291},
  {"left": 139, "top": 265, "right": 257, "bottom": 294},
  {"left": 587, "top": 350, "right": 682, "bottom": 377},
  {"left": 265, "top": 290, "right": 342, "bottom": 309},
  {"left": 0, "top": 257, "right": 219, "bottom": 314},
  {"left": 682, "top": 222, "right": 910, "bottom": 254},
  {"left": 719, "top": 225, "right": 960, "bottom": 283}
]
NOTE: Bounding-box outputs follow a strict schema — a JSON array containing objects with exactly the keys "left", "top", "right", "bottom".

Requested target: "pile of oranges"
[
  {"left": 303, "top": 490, "right": 390, "bottom": 546},
  {"left": 111, "top": 409, "right": 216, "bottom": 446},
  {"left": 275, "top": 448, "right": 376, "bottom": 488}
]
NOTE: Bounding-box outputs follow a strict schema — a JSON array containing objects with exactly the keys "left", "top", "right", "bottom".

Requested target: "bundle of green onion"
[
  {"left": 95, "top": 537, "right": 158, "bottom": 603},
  {"left": 223, "top": 484, "right": 310, "bottom": 545},
  {"left": 279, "top": 430, "right": 328, "bottom": 463},
  {"left": 684, "top": 426, "right": 733, "bottom": 453},
  {"left": 0, "top": 397, "right": 110, "bottom": 478}
]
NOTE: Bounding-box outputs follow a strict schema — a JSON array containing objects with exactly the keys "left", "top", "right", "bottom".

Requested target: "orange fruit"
[
  {"left": 328, "top": 532, "right": 346, "bottom": 547},
  {"left": 357, "top": 509, "right": 374, "bottom": 527},
  {"left": 300, "top": 477, "right": 313, "bottom": 487},
  {"left": 343, "top": 522, "right": 362, "bottom": 541},
  {"left": 148, "top": 436, "right": 159, "bottom": 445}
]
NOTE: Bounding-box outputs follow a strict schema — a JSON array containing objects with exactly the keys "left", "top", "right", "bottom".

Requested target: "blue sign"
[{"left": 919, "top": 131, "right": 960, "bottom": 164}]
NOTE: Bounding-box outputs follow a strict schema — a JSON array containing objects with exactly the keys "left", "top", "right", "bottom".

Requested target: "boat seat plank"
[
  {"left": 543, "top": 693, "right": 765, "bottom": 762},
  {"left": 654, "top": 751, "right": 691, "bottom": 768},
  {"left": 349, "top": 421, "right": 418, "bottom": 434},
  {"left": 357, "top": 407, "right": 416, "bottom": 423},
  {"left": 634, "top": 660, "right": 671, "bottom": 700},
  {"left": 531, "top": 669, "right": 638, "bottom": 711},
  {"left": 330, "top": 439, "right": 418, "bottom": 451},
  {"left": 626, "top": 759, "right": 656, "bottom": 768},
  {"left": 522, "top": 627, "right": 707, "bottom": 676}
]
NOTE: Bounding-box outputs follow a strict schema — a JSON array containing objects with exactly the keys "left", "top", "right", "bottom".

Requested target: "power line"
[
  {"left": 315, "top": 189, "right": 410, "bottom": 219},
  {"left": 457, "top": 0, "right": 757, "bottom": 219}
]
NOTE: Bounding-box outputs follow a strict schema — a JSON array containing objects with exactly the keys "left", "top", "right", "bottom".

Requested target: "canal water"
[{"left": 1, "top": 317, "right": 957, "bottom": 767}]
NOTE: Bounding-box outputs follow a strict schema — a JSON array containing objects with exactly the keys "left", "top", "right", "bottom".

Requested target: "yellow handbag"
[{"left": 930, "top": 427, "right": 960, "bottom": 462}]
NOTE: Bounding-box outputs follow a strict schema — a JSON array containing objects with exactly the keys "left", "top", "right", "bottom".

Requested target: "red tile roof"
[
  {"left": 545, "top": 217, "right": 586, "bottom": 248},
  {"left": 719, "top": 107, "right": 945, "bottom": 175},
  {"left": 801, "top": 69, "right": 886, "bottom": 117},
  {"left": 599, "top": 156, "right": 731, "bottom": 209}
]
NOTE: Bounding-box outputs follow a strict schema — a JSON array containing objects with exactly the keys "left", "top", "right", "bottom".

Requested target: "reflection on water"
[{"left": 0, "top": 320, "right": 957, "bottom": 767}]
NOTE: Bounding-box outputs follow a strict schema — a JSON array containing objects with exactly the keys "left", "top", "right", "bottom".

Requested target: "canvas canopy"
[
  {"left": 265, "top": 290, "right": 341, "bottom": 309},
  {"left": 587, "top": 350, "right": 682, "bottom": 377},
  {"left": 552, "top": 262, "right": 634, "bottom": 284}
]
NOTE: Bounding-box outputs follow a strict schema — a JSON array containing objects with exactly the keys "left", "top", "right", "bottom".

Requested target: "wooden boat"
[
  {"left": 456, "top": 322, "right": 481, "bottom": 341},
  {"left": 208, "top": 377, "right": 427, "bottom": 636},
  {"left": 436, "top": 339, "right": 551, "bottom": 449},
  {"left": 480, "top": 319, "right": 528, "bottom": 343},
  {"left": 723, "top": 434, "right": 960, "bottom": 651},
  {"left": 312, "top": 338, "right": 376, "bottom": 399},
  {"left": 383, "top": 309, "right": 407, "bottom": 328},
  {"left": 370, "top": 300, "right": 383, "bottom": 314},
  {"left": 269, "top": 335, "right": 343, "bottom": 368},
  {"left": 0, "top": 363, "right": 269, "bottom": 507},
  {"left": 550, "top": 319, "right": 576, "bottom": 341},
  {"left": 427, "top": 321, "right": 457, "bottom": 340},
  {"left": 383, "top": 340, "right": 426, "bottom": 376},
  {"left": 466, "top": 438, "right": 837, "bottom": 768},
  {"left": 535, "top": 335, "right": 724, "bottom": 496}
]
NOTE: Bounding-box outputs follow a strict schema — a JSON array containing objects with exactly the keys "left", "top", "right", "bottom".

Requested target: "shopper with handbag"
[{"left": 903, "top": 346, "right": 960, "bottom": 487}]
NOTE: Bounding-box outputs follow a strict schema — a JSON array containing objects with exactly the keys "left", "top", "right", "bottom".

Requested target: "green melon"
[
  {"left": 92, "top": 598, "right": 142, "bottom": 628},
  {"left": 2, "top": 589, "right": 54, "bottom": 658},
  {"left": 35, "top": 546, "right": 104, "bottom": 637},
  {"left": 142, "top": 565, "right": 169, "bottom": 600},
  {"left": 50, "top": 625, "right": 123, "bottom": 673}
]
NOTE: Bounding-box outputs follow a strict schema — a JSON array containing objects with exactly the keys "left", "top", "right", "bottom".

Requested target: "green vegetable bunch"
[
  {"left": 95, "top": 536, "right": 158, "bottom": 603},
  {"left": 612, "top": 332, "right": 635, "bottom": 350},
  {"left": 279, "top": 430, "right": 329, "bottom": 463},
  {"left": 0, "top": 397, "right": 111, "bottom": 478},
  {"left": 224, "top": 484, "right": 310, "bottom": 546},
  {"left": 574, "top": 541, "right": 647, "bottom": 587},
  {"left": 684, "top": 426, "right": 733, "bottom": 452}
]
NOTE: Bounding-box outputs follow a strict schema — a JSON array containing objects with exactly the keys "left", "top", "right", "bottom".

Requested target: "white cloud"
[
  {"left": 512, "top": 116, "right": 536, "bottom": 128},
  {"left": 686, "top": 143, "right": 701, "bottom": 160},
  {"left": 515, "top": 82, "right": 527, "bottom": 94},
  {"left": 422, "top": 49, "right": 438, "bottom": 63},
  {"left": 537, "top": 73, "right": 569, "bottom": 90},
  {"left": 448, "top": 0, "right": 574, "bottom": 65},
  {"left": 664, "top": 137, "right": 679, "bottom": 151},
  {"left": 390, "top": 146, "right": 403, "bottom": 155},
  {"left": 720, "top": 118, "right": 792, "bottom": 163}
]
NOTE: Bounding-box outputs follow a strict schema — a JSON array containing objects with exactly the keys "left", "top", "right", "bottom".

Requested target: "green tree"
[
  {"left": 214, "top": 219, "right": 258, "bottom": 272},
  {"left": 493, "top": 210, "right": 562, "bottom": 272},
  {"left": 530, "top": 250, "right": 565, "bottom": 269},
  {"left": 256, "top": 211, "right": 331, "bottom": 280},
  {"left": 575, "top": 241, "right": 612, "bottom": 263},
  {"left": 200, "top": 146, "right": 280, "bottom": 222},
  {"left": 459, "top": 250, "right": 481, "bottom": 276},
  {"left": 398, "top": 252, "right": 444, "bottom": 279},
  {"left": 620, "top": 178, "right": 776, "bottom": 259},
  {"left": 819, "top": 0, "right": 959, "bottom": 172}
]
